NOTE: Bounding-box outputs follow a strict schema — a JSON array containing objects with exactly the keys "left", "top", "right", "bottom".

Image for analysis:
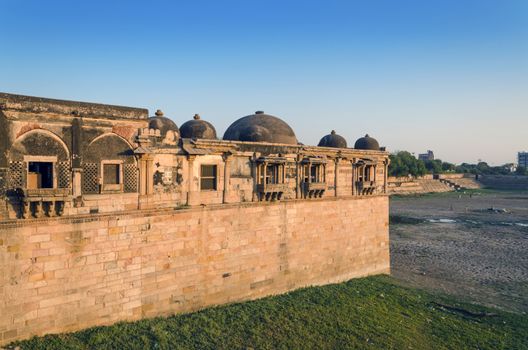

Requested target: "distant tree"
[
  {"left": 390, "top": 154, "right": 517, "bottom": 177},
  {"left": 456, "top": 163, "right": 478, "bottom": 174},
  {"left": 423, "top": 159, "right": 443, "bottom": 174},
  {"left": 389, "top": 151, "right": 427, "bottom": 177},
  {"left": 476, "top": 162, "right": 490, "bottom": 174},
  {"left": 515, "top": 166, "right": 528, "bottom": 176},
  {"left": 441, "top": 161, "right": 456, "bottom": 172},
  {"left": 456, "top": 162, "right": 514, "bottom": 175},
  {"left": 495, "top": 164, "right": 513, "bottom": 175}
]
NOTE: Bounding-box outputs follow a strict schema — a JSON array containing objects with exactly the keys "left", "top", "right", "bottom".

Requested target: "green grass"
[{"left": 11, "top": 276, "right": 528, "bottom": 350}]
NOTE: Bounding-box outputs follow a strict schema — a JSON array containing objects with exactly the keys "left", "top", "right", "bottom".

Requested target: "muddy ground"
[{"left": 390, "top": 190, "right": 528, "bottom": 313}]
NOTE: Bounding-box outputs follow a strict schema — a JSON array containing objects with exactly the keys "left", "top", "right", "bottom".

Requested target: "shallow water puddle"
[
  {"left": 427, "top": 219, "right": 457, "bottom": 223},
  {"left": 424, "top": 218, "right": 528, "bottom": 228}
]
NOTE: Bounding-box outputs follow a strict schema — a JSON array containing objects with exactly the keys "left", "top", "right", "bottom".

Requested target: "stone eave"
[
  {"left": 191, "top": 139, "right": 389, "bottom": 156},
  {"left": 300, "top": 146, "right": 389, "bottom": 160},
  {"left": 144, "top": 138, "right": 390, "bottom": 160}
]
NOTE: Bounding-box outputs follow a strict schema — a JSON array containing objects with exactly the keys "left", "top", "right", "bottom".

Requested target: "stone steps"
[
  {"left": 452, "top": 178, "right": 481, "bottom": 189},
  {"left": 388, "top": 179, "right": 453, "bottom": 194},
  {"left": 440, "top": 178, "right": 481, "bottom": 190},
  {"left": 419, "top": 179, "right": 453, "bottom": 193},
  {"left": 439, "top": 179, "right": 460, "bottom": 190},
  {"left": 388, "top": 181, "right": 423, "bottom": 194}
]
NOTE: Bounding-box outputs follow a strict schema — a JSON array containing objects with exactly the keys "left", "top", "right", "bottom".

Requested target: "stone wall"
[
  {"left": 437, "top": 174, "right": 466, "bottom": 179},
  {"left": 0, "top": 196, "right": 389, "bottom": 345}
]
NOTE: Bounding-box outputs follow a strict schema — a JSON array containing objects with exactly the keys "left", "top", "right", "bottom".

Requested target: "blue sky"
[{"left": 1, "top": 0, "right": 527, "bottom": 165}]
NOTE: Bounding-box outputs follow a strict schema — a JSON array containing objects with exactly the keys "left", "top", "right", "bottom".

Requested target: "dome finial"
[
  {"left": 155, "top": 109, "right": 164, "bottom": 117},
  {"left": 255, "top": 110, "right": 264, "bottom": 114},
  {"left": 180, "top": 114, "right": 217, "bottom": 139},
  {"left": 354, "top": 134, "right": 379, "bottom": 150},
  {"left": 318, "top": 130, "right": 347, "bottom": 148}
]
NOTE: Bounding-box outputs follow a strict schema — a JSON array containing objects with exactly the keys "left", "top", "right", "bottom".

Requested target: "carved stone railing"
[
  {"left": 302, "top": 182, "right": 326, "bottom": 198},
  {"left": 23, "top": 188, "right": 70, "bottom": 198},
  {"left": 356, "top": 181, "right": 377, "bottom": 195},
  {"left": 256, "top": 183, "right": 288, "bottom": 201}
]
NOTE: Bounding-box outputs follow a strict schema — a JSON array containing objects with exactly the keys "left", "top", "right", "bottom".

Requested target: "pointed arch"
[
  {"left": 88, "top": 132, "right": 135, "bottom": 152},
  {"left": 83, "top": 132, "right": 138, "bottom": 194},
  {"left": 84, "top": 132, "right": 137, "bottom": 165}
]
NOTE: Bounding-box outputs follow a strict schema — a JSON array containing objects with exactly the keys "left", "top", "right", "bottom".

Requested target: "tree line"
[{"left": 388, "top": 151, "right": 528, "bottom": 177}]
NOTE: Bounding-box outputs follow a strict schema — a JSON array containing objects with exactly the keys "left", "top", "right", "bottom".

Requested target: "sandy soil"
[{"left": 390, "top": 190, "right": 528, "bottom": 313}]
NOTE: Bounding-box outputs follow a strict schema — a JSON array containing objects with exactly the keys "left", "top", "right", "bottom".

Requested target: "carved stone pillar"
[
  {"left": 384, "top": 161, "right": 389, "bottom": 194},
  {"left": 187, "top": 155, "right": 196, "bottom": 206},
  {"left": 146, "top": 156, "right": 154, "bottom": 195},
  {"left": 295, "top": 155, "right": 301, "bottom": 199},
  {"left": 351, "top": 160, "right": 356, "bottom": 196},
  {"left": 251, "top": 157, "right": 257, "bottom": 202},
  {"left": 72, "top": 168, "right": 83, "bottom": 197},
  {"left": 262, "top": 162, "right": 267, "bottom": 192},
  {"left": 222, "top": 153, "right": 232, "bottom": 204},
  {"left": 139, "top": 154, "right": 154, "bottom": 195},
  {"left": 334, "top": 157, "right": 340, "bottom": 197}
]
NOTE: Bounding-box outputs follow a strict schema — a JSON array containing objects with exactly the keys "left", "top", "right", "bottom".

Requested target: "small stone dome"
[
  {"left": 148, "top": 110, "right": 180, "bottom": 139},
  {"left": 318, "top": 130, "right": 347, "bottom": 148},
  {"left": 180, "top": 114, "right": 217, "bottom": 139},
  {"left": 354, "top": 134, "right": 380, "bottom": 150},
  {"left": 223, "top": 111, "right": 297, "bottom": 145}
]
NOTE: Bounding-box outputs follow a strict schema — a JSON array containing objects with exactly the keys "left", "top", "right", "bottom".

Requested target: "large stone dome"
[
  {"left": 354, "top": 134, "right": 380, "bottom": 150},
  {"left": 223, "top": 111, "right": 298, "bottom": 145},
  {"left": 148, "top": 110, "right": 180, "bottom": 139},
  {"left": 180, "top": 114, "right": 217, "bottom": 140},
  {"left": 318, "top": 130, "right": 347, "bottom": 148}
]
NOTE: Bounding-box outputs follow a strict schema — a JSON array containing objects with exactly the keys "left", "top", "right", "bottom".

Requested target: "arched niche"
[
  {"left": 82, "top": 133, "right": 137, "bottom": 194},
  {"left": 10, "top": 129, "right": 70, "bottom": 162},
  {"left": 7, "top": 129, "right": 71, "bottom": 190}
]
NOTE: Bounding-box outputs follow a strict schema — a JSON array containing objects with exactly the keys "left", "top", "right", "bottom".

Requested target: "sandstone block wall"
[{"left": 0, "top": 196, "right": 389, "bottom": 345}]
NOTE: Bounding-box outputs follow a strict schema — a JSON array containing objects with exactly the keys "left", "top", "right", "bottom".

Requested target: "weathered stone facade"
[{"left": 0, "top": 92, "right": 390, "bottom": 344}]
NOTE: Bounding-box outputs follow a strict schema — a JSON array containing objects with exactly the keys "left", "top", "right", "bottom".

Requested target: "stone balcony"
[
  {"left": 302, "top": 182, "right": 326, "bottom": 198},
  {"left": 256, "top": 183, "right": 288, "bottom": 201},
  {"left": 18, "top": 188, "right": 70, "bottom": 218},
  {"left": 356, "top": 181, "right": 377, "bottom": 195}
]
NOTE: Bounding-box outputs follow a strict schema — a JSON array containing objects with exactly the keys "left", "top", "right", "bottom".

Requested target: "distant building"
[
  {"left": 418, "top": 150, "right": 434, "bottom": 161},
  {"left": 519, "top": 152, "right": 528, "bottom": 168}
]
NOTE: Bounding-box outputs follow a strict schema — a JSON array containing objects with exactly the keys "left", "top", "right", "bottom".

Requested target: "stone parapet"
[{"left": 0, "top": 92, "right": 148, "bottom": 120}]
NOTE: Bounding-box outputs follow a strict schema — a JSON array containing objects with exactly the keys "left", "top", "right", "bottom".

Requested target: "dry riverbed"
[{"left": 390, "top": 189, "right": 528, "bottom": 313}]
